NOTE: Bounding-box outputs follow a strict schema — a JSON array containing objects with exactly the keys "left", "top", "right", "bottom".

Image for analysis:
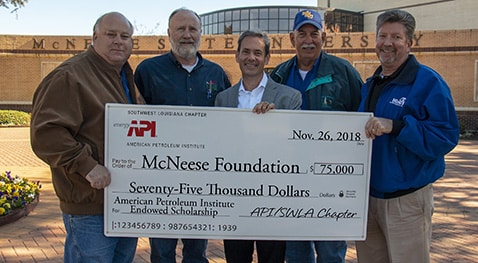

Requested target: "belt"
[{"left": 382, "top": 185, "right": 426, "bottom": 199}]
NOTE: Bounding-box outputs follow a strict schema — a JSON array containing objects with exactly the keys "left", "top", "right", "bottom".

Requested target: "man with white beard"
[
  {"left": 134, "top": 7, "right": 231, "bottom": 263},
  {"left": 135, "top": 8, "right": 230, "bottom": 108},
  {"left": 270, "top": 9, "right": 363, "bottom": 263}
]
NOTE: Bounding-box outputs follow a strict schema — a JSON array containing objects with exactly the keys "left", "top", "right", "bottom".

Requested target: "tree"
[{"left": 0, "top": 0, "right": 28, "bottom": 11}]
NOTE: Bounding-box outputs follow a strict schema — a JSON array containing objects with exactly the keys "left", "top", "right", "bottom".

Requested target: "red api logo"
[{"left": 127, "top": 120, "right": 157, "bottom": 137}]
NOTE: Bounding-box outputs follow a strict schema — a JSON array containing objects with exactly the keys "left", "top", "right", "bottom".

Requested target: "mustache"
[{"left": 301, "top": 44, "right": 316, "bottom": 49}]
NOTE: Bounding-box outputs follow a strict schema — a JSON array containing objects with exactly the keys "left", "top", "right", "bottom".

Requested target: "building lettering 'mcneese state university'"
[{"left": 0, "top": 3, "right": 477, "bottom": 131}]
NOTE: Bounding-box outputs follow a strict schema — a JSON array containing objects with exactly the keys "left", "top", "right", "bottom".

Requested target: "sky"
[{"left": 0, "top": 0, "right": 318, "bottom": 36}]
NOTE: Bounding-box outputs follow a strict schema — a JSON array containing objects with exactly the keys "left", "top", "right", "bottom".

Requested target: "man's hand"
[
  {"left": 85, "top": 164, "right": 111, "bottom": 189},
  {"left": 365, "top": 117, "right": 393, "bottom": 139},
  {"left": 252, "top": 102, "right": 275, "bottom": 114}
]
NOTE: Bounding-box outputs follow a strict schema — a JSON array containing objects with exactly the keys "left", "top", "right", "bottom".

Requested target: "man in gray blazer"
[
  {"left": 216, "top": 30, "right": 301, "bottom": 112},
  {"left": 215, "top": 30, "right": 301, "bottom": 263}
]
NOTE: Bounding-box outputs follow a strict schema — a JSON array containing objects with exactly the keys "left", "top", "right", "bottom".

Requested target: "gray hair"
[
  {"left": 376, "top": 9, "right": 416, "bottom": 41},
  {"left": 237, "top": 30, "right": 271, "bottom": 56},
  {"left": 168, "top": 8, "right": 202, "bottom": 27},
  {"left": 93, "top": 12, "right": 134, "bottom": 34}
]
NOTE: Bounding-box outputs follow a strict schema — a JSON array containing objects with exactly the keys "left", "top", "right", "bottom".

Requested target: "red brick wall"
[{"left": 1, "top": 30, "right": 477, "bottom": 130}]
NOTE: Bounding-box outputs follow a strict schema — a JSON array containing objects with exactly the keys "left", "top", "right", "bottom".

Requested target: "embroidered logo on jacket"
[{"left": 389, "top": 97, "right": 406, "bottom": 107}]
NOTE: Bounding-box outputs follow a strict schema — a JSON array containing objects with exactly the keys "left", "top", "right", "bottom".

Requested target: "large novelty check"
[{"left": 104, "top": 104, "right": 372, "bottom": 240}]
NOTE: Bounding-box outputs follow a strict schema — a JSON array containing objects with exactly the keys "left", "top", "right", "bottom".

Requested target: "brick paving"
[{"left": 0, "top": 127, "right": 477, "bottom": 263}]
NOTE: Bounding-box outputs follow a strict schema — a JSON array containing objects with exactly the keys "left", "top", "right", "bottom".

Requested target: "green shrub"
[{"left": 0, "top": 110, "right": 31, "bottom": 126}]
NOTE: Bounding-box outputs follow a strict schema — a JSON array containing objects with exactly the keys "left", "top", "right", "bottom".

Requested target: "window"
[
  {"left": 200, "top": 6, "right": 319, "bottom": 35},
  {"left": 279, "top": 19, "right": 291, "bottom": 33},
  {"left": 250, "top": 9, "right": 259, "bottom": 19},
  {"left": 218, "top": 22, "right": 224, "bottom": 34},
  {"left": 324, "top": 9, "right": 363, "bottom": 33},
  {"left": 233, "top": 10, "right": 240, "bottom": 20},
  {"left": 289, "top": 8, "right": 300, "bottom": 18},
  {"left": 269, "top": 8, "right": 279, "bottom": 19},
  {"left": 279, "top": 8, "right": 289, "bottom": 19},
  {"left": 232, "top": 21, "right": 240, "bottom": 34},
  {"left": 218, "top": 12, "right": 224, "bottom": 22},
  {"left": 241, "top": 9, "right": 249, "bottom": 20},
  {"left": 259, "top": 8, "right": 268, "bottom": 19},
  {"left": 250, "top": 20, "right": 259, "bottom": 31},
  {"left": 241, "top": 20, "right": 249, "bottom": 32},
  {"left": 269, "top": 19, "right": 279, "bottom": 31},
  {"left": 259, "top": 20, "right": 268, "bottom": 31}
]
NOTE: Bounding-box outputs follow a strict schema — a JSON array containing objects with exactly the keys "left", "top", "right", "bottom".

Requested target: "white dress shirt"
[{"left": 237, "top": 72, "right": 268, "bottom": 109}]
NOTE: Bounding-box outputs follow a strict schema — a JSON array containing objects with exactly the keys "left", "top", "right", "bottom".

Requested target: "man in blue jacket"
[
  {"left": 355, "top": 9, "right": 460, "bottom": 263},
  {"left": 270, "top": 9, "right": 362, "bottom": 263}
]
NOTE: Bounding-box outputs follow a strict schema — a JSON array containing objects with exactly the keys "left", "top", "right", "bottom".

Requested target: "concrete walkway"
[{"left": 0, "top": 127, "right": 477, "bottom": 262}]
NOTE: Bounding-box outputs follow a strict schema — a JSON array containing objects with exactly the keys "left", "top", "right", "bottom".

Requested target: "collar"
[
  {"left": 168, "top": 51, "right": 203, "bottom": 70},
  {"left": 239, "top": 72, "right": 268, "bottom": 93},
  {"left": 181, "top": 57, "right": 199, "bottom": 73},
  {"left": 372, "top": 55, "right": 413, "bottom": 82},
  {"left": 293, "top": 51, "right": 322, "bottom": 74}
]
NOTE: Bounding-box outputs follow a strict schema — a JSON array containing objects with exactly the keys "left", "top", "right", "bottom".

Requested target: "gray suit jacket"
[{"left": 215, "top": 76, "right": 302, "bottom": 109}]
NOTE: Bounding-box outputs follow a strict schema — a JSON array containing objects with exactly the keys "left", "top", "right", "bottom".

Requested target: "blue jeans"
[
  {"left": 149, "top": 238, "right": 208, "bottom": 263},
  {"left": 286, "top": 241, "right": 346, "bottom": 263},
  {"left": 62, "top": 214, "right": 138, "bottom": 263}
]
